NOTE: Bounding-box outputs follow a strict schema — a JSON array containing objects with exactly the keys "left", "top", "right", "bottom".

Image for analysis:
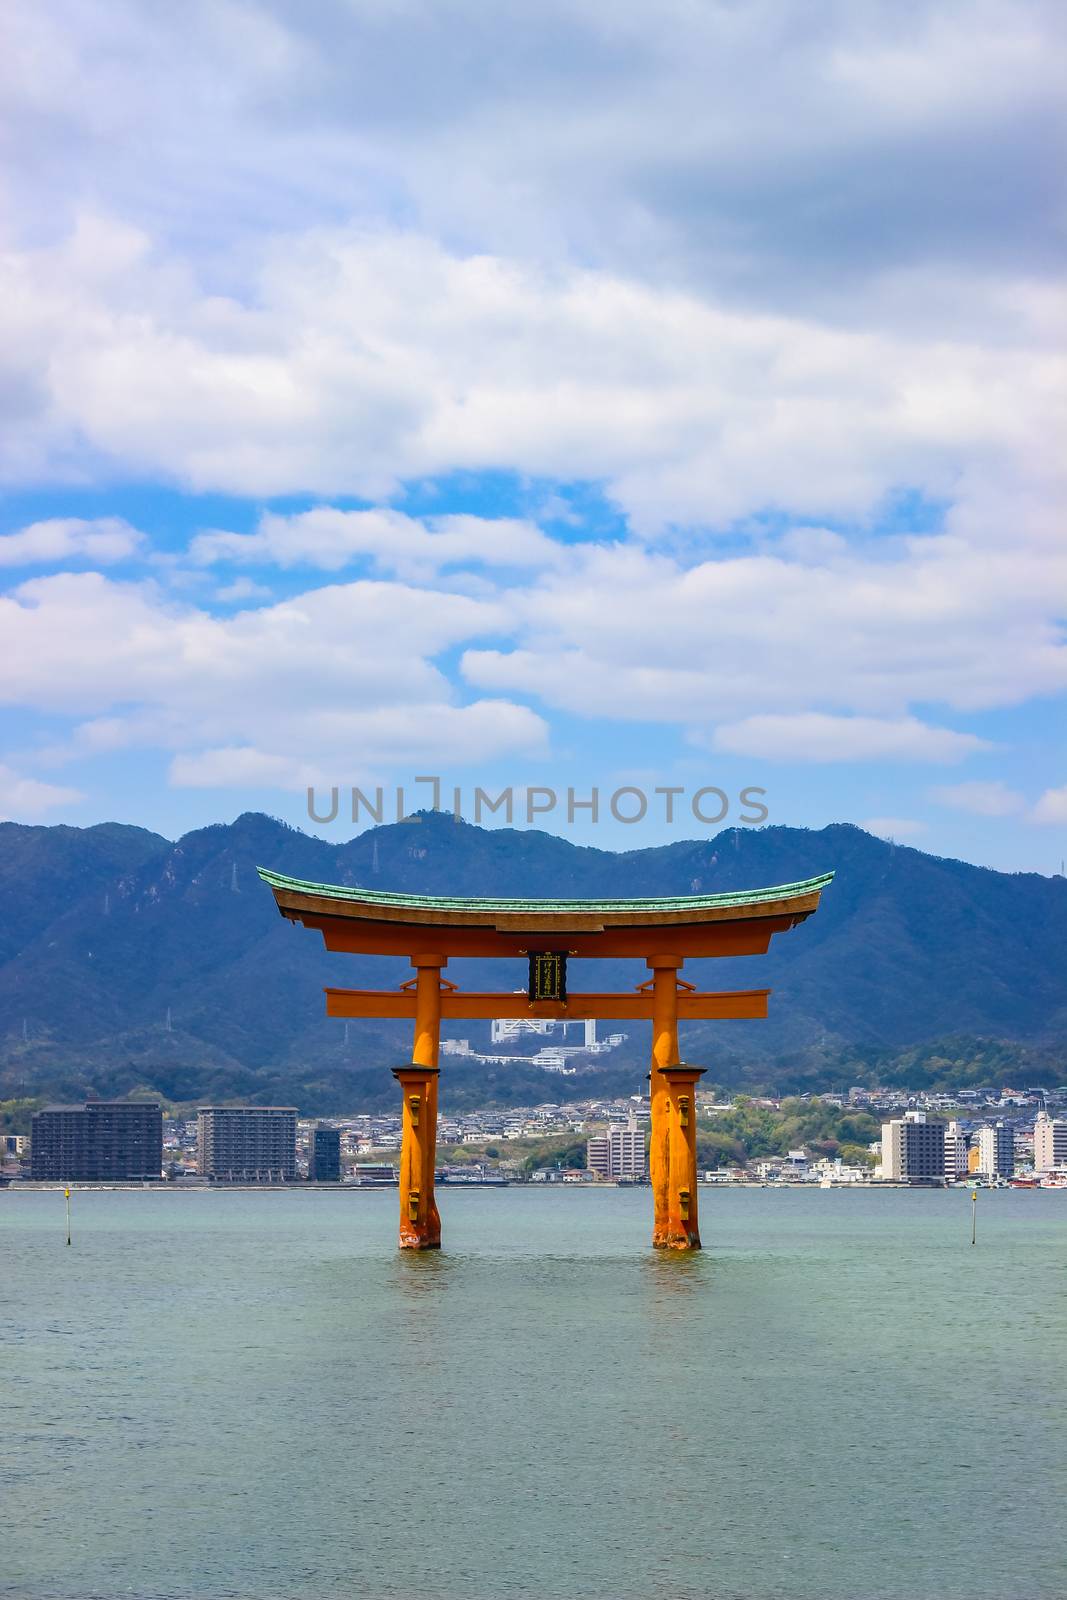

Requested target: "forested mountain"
[{"left": 1, "top": 812, "right": 1063, "bottom": 1112}]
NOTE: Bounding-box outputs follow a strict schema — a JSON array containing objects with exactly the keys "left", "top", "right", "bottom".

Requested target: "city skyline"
[{"left": 13, "top": 1082, "right": 1067, "bottom": 1186}]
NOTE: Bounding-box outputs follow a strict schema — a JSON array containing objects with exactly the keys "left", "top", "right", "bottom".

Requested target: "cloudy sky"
[{"left": 1, "top": 0, "right": 1065, "bottom": 868}]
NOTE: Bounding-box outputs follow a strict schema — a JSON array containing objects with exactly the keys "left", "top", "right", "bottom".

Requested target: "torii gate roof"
[{"left": 257, "top": 867, "right": 833, "bottom": 959}]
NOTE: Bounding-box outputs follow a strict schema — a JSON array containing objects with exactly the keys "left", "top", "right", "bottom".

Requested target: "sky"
[{"left": 1, "top": 0, "right": 1065, "bottom": 871}]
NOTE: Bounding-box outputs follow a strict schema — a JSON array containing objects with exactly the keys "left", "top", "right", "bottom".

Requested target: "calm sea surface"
[{"left": 3, "top": 1186, "right": 1064, "bottom": 1600}]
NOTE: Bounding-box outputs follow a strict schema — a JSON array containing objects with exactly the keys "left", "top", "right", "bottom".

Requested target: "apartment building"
[
  {"left": 943, "top": 1119, "right": 970, "bottom": 1180},
  {"left": 587, "top": 1114, "right": 647, "bottom": 1179},
  {"left": 1033, "top": 1111, "right": 1067, "bottom": 1172},
  {"left": 881, "top": 1111, "right": 945, "bottom": 1182},
  {"left": 30, "top": 1100, "right": 162, "bottom": 1182},
  {"left": 976, "top": 1121, "right": 1014, "bottom": 1178},
  {"left": 308, "top": 1125, "right": 342, "bottom": 1182},
  {"left": 197, "top": 1106, "right": 297, "bottom": 1182}
]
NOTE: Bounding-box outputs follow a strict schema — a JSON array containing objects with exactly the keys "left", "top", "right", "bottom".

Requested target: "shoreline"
[{"left": 4, "top": 1179, "right": 1053, "bottom": 1194}]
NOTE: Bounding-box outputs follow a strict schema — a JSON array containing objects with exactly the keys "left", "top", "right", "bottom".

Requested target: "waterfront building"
[
  {"left": 811, "top": 1157, "right": 870, "bottom": 1184},
  {"left": 2, "top": 1133, "right": 28, "bottom": 1161},
  {"left": 309, "top": 1125, "right": 342, "bottom": 1182},
  {"left": 943, "top": 1120, "right": 970, "bottom": 1179},
  {"left": 586, "top": 1130, "right": 610, "bottom": 1177},
  {"left": 586, "top": 1114, "right": 648, "bottom": 1179},
  {"left": 881, "top": 1111, "right": 945, "bottom": 1182},
  {"left": 976, "top": 1121, "right": 1014, "bottom": 1178},
  {"left": 1033, "top": 1111, "right": 1067, "bottom": 1172},
  {"left": 30, "top": 1100, "right": 162, "bottom": 1182},
  {"left": 350, "top": 1163, "right": 399, "bottom": 1185},
  {"left": 196, "top": 1106, "right": 297, "bottom": 1182}
]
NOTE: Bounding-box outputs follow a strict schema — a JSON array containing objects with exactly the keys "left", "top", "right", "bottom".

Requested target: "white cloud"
[
  {"left": 0, "top": 571, "right": 547, "bottom": 790},
  {"left": 0, "top": 762, "right": 83, "bottom": 818},
  {"left": 213, "top": 577, "right": 273, "bottom": 603},
  {"left": 1031, "top": 785, "right": 1067, "bottom": 824},
  {"left": 168, "top": 748, "right": 325, "bottom": 790},
  {"left": 3, "top": 2, "right": 1062, "bottom": 327},
  {"left": 0, "top": 516, "right": 144, "bottom": 567},
  {"left": 191, "top": 507, "right": 561, "bottom": 578},
  {"left": 0, "top": 219, "right": 1063, "bottom": 541},
  {"left": 930, "top": 780, "right": 1026, "bottom": 817},
  {"left": 0, "top": 526, "right": 1059, "bottom": 800},
  {"left": 0, "top": 2, "right": 1063, "bottom": 824},
  {"left": 461, "top": 539, "right": 1067, "bottom": 725},
  {"left": 860, "top": 816, "right": 928, "bottom": 841},
  {"left": 168, "top": 698, "right": 545, "bottom": 789},
  {"left": 0, "top": 571, "right": 505, "bottom": 714},
  {"left": 776, "top": 527, "right": 850, "bottom": 563},
  {"left": 712, "top": 714, "right": 987, "bottom": 764}
]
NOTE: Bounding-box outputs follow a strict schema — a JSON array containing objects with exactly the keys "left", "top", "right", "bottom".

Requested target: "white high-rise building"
[
  {"left": 944, "top": 1120, "right": 970, "bottom": 1179},
  {"left": 976, "top": 1121, "right": 1014, "bottom": 1178},
  {"left": 1034, "top": 1112, "right": 1067, "bottom": 1172},
  {"left": 587, "top": 1115, "right": 647, "bottom": 1179},
  {"left": 881, "top": 1111, "right": 945, "bottom": 1182},
  {"left": 490, "top": 1017, "right": 598, "bottom": 1047}
]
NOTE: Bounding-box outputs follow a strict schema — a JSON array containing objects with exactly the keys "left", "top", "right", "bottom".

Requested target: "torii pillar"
[
  {"left": 392, "top": 953, "right": 444, "bottom": 1249},
  {"left": 648, "top": 956, "right": 703, "bottom": 1251},
  {"left": 648, "top": 955, "right": 681, "bottom": 1248},
  {"left": 660, "top": 1065, "right": 705, "bottom": 1250}
]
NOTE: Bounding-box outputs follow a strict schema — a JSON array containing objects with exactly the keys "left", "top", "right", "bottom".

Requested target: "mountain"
[{"left": 1, "top": 811, "right": 1064, "bottom": 1112}]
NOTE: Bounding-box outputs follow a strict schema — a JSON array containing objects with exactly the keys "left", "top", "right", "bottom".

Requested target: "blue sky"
[{"left": 1, "top": 0, "right": 1065, "bottom": 872}]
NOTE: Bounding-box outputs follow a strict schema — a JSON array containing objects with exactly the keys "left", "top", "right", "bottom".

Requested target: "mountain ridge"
[{"left": 1, "top": 811, "right": 1064, "bottom": 1112}]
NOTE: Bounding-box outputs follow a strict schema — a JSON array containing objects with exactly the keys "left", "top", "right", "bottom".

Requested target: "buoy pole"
[
  {"left": 65, "top": 1185, "right": 71, "bottom": 1247},
  {"left": 971, "top": 1188, "right": 977, "bottom": 1246}
]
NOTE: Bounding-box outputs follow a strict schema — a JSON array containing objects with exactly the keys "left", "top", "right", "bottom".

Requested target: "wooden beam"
[
  {"left": 298, "top": 912, "right": 795, "bottom": 960},
  {"left": 324, "top": 987, "right": 770, "bottom": 1021}
]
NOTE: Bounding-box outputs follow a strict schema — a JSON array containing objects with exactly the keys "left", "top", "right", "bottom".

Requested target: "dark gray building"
[
  {"left": 31, "top": 1100, "right": 163, "bottom": 1181},
  {"left": 882, "top": 1113, "right": 945, "bottom": 1182},
  {"left": 197, "top": 1106, "right": 297, "bottom": 1181},
  {"left": 309, "top": 1126, "right": 342, "bottom": 1182}
]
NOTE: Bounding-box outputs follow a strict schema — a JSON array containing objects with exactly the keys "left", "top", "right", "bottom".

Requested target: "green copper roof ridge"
[{"left": 256, "top": 865, "right": 834, "bottom": 914}]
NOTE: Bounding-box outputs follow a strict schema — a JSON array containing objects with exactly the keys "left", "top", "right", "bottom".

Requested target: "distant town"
[{"left": 4, "top": 1081, "right": 1067, "bottom": 1190}]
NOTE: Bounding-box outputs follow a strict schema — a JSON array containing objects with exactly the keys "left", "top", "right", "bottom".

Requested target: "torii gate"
[{"left": 258, "top": 868, "right": 832, "bottom": 1250}]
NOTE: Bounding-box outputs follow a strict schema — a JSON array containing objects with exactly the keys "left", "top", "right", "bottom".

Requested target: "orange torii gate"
[{"left": 258, "top": 868, "right": 833, "bottom": 1251}]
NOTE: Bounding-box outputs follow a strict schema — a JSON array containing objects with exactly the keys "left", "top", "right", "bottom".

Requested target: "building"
[
  {"left": 881, "top": 1111, "right": 945, "bottom": 1183},
  {"left": 1034, "top": 1111, "right": 1067, "bottom": 1172},
  {"left": 490, "top": 1017, "right": 598, "bottom": 1048},
  {"left": 197, "top": 1107, "right": 297, "bottom": 1182},
  {"left": 30, "top": 1100, "right": 162, "bottom": 1182},
  {"left": 309, "top": 1125, "right": 341, "bottom": 1182},
  {"left": 943, "top": 1120, "right": 970, "bottom": 1179},
  {"left": 586, "top": 1115, "right": 647, "bottom": 1179},
  {"left": 2, "top": 1133, "right": 28, "bottom": 1162},
  {"left": 976, "top": 1121, "right": 1014, "bottom": 1178},
  {"left": 350, "top": 1163, "right": 399, "bottom": 1186}
]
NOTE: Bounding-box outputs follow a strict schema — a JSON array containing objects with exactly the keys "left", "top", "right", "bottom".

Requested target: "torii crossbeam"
[{"left": 258, "top": 868, "right": 833, "bottom": 1251}]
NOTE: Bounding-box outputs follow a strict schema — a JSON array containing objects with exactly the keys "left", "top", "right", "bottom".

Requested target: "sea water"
[{"left": 3, "top": 1186, "right": 1064, "bottom": 1599}]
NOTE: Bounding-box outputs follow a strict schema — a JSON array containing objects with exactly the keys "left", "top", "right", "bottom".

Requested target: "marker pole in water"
[
  {"left": 971, "top": 1188, "right": 977, "bottom": 1246},
  {"left": 65, "top": 1186, "right": 71, "bottom": 1246}
]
